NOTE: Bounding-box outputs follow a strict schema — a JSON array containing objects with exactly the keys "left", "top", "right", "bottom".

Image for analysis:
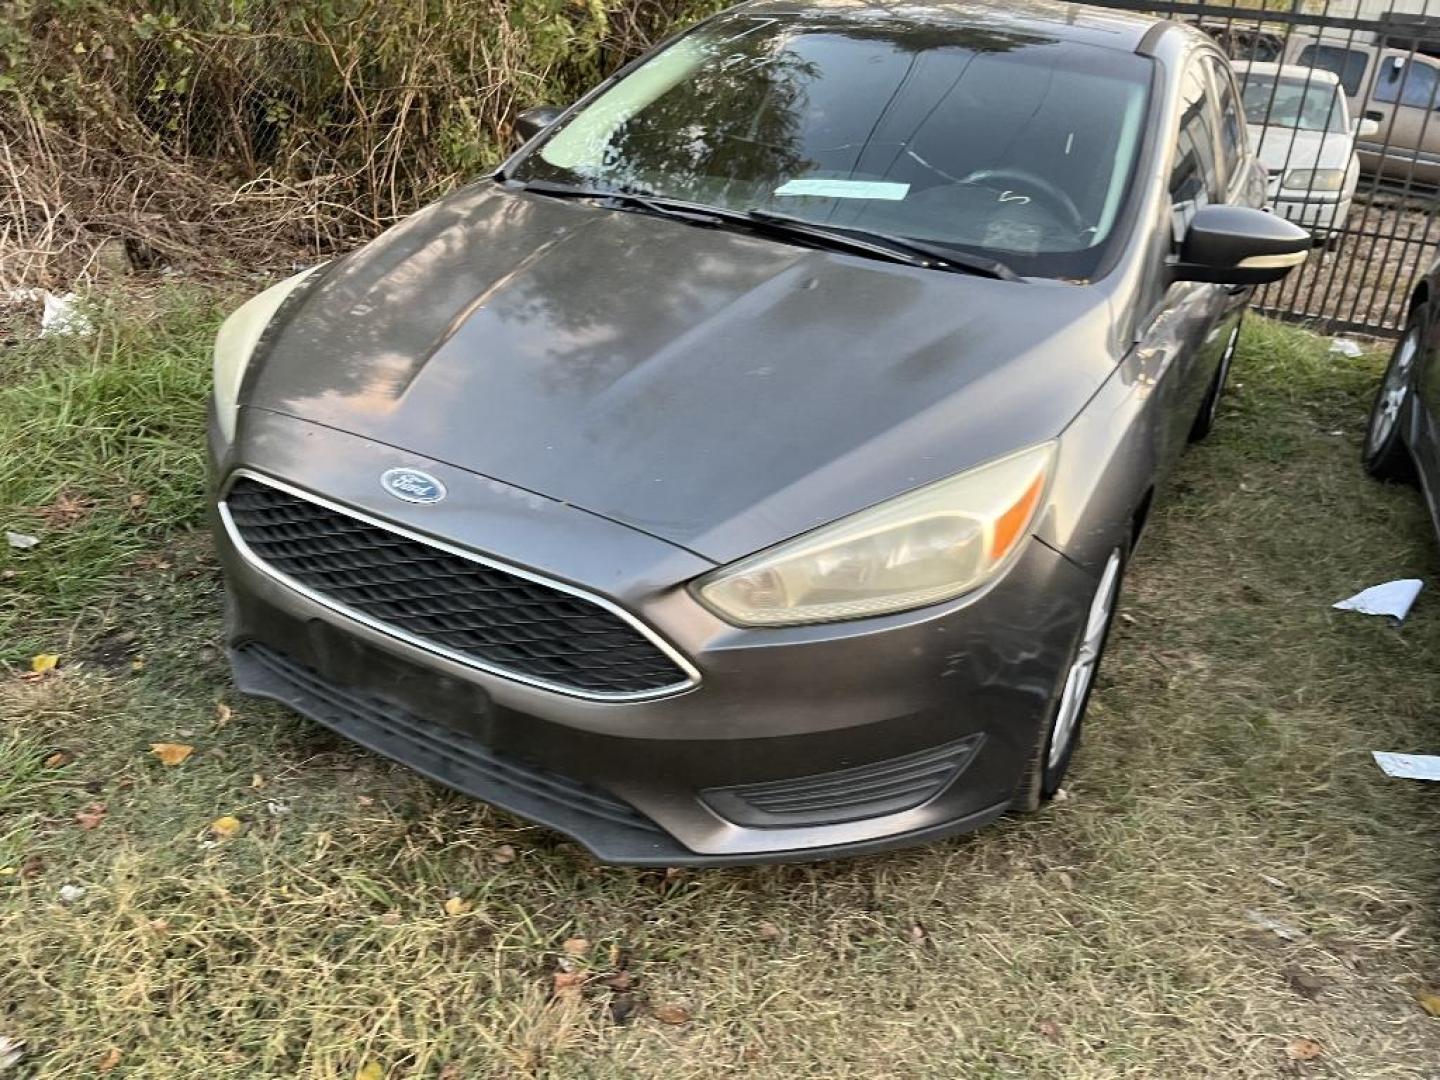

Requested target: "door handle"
[{"left": 1365, "top": 109, "right": 1385, "bottom": 122}]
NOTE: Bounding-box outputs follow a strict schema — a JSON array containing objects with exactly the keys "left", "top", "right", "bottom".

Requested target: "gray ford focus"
[{"left": 208, "top": 0, "right": 1308, "bottom": 864}]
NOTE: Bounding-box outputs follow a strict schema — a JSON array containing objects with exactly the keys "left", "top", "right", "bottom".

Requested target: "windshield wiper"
[
  {"left": 745, "top": 209, "right": 1021, "bottom": 282},
  {"left": 506, "top": 179, "right": 1021, "bottom": 281},
  {"left": 504, "top": 179, "right": 728, "bottom": 226}
]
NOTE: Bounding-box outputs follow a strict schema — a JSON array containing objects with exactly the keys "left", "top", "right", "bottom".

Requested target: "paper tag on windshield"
[{"left": 774, "top": 179, "right": 910, "bottom": 200}]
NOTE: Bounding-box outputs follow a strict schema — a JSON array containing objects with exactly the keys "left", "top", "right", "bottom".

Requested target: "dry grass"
[{"left": 2, "top": 300, "right": 1440, "bottom": 1078}]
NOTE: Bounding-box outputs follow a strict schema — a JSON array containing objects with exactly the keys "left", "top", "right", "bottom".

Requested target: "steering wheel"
[{"left": 958, "top": 168, "right": 1089, "bottom": 235}]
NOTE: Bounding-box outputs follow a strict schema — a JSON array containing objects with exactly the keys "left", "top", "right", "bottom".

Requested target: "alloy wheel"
[
  {"left": 1367, "top": 327, "right": 1418, "bottom": 457},
  {"left": 1048, "top": 549, "right": 1122, "bottom": 772}
]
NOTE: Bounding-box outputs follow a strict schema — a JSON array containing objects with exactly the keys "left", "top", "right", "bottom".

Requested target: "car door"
[
  {"left": 1139, "top": 57, "right": 1237, "bottom": 468},
  {"left": 1365, "top": 51, "right": 1440, "bottom": 185}
]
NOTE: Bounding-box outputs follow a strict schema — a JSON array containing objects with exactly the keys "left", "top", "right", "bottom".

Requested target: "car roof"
[
  {"left": 729, "top": 0, "right": 1168, "bottom": 53},
  {"left": 1238, "top": 61, "right": 1342, "bottom": 85}
]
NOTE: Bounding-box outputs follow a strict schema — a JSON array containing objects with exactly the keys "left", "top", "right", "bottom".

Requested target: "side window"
[
  {"left": 1170, "top": 67, "right": 1224, "bottom": 231},
  {"left": 1298, "top": 44, "right": 1369, "bottom": 98},
  {"left": 1205, "top": 56, "right": 1245, "bottom": 184},
  {"left": 1375, "top": 55, "right": 1440, "bottom": 109}
]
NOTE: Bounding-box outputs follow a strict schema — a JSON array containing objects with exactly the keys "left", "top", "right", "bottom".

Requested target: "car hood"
[
  {"left": 246, "top": 183, "right": 1118, "bottom": 564},
  {"left": 1248, "top": 124, "right": 1351, "bottom": 173}
]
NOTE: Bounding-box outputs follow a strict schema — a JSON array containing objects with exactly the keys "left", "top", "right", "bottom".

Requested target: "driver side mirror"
[
  {"left": 1172, "top": 204, "right": 1310, "bottom": 286},
  {"left": 514, "top": 106, "right": 564, "bottom": 143}
]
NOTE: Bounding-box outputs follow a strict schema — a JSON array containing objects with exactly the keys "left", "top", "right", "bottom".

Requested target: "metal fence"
[{"left": 1088, "top": 0, "right": 1440, "bottom": 335}]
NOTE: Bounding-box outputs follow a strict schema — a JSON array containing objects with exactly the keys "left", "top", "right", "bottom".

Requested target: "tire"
[
  {"left": 1014, "top": 548, "right": 1125, "bottom": 813},
  {"left": 1363, "top": 304, "right": 1423, "bottom": 484},
  {"left": 1189, "top": 316, "right": 1241, "bottom": 443}
]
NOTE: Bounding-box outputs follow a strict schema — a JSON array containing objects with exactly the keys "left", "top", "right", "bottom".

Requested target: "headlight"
[
  {"left": 695, "top": 443, "right": 1056, "bottom": 626},
  {"left": 1282, "top": 168, "right": 1345, "bottom": 192},
  {"left": 211, "top": 265, "right": 324, "bottom": 444}
]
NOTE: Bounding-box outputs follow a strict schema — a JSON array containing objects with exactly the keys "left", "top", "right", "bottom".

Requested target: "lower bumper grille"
[
  {"left": 221, "top": 474, "right": 692, "bottom": 699},
  {"left": 700, "top": 734, "right": 983, "bottom": 827},
  {"left": 230, "top": 642, "right": 691, "bottom": 862}
]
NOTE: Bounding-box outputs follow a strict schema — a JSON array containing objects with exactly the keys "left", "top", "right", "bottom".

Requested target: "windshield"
[
  {"left": 1242, "top": 75, "right": 1348, "bottom": 133},
  {"left": 508, "top": 13, "right": 1154, "bottom": 279}
]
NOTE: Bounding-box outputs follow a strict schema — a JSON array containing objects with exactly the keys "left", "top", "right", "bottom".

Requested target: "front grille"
[
  {"left": 701, "top": 734, "right": 983, "bottom": 828},
  {"left": 222, "top": 475, "right": 691, "bottom": 698}
]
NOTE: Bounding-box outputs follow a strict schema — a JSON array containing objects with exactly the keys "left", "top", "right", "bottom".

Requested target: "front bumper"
[
  {"left": 214, "top": 412, "right": 1096, "bottom": 864},
  {"left": 1269, "top": 193, "right": 1350, "bottom": 233}
]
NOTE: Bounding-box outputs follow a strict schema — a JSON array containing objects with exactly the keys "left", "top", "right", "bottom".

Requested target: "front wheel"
[
  {"left": 1363, "top": 305, "right": 1423, "bottom": 484},
  {"left": 1014, "top": 548, "right": 1124, "bottom": 812}
]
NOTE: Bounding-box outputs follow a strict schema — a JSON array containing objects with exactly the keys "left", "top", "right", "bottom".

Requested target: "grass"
[{"left": 2, "top": 295, "right": 1440, "bottom": 1078}]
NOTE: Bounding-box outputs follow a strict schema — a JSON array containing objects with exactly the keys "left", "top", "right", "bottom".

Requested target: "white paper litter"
[
  {"left": 1332, "top": 579, "right": 1423, "bottom": 621},
  {"left": 5, "top": 531, "right": 39, "bottom": 550},
  {"left": 40, "top": 291, "right": 92, "bottom": 337},
  {"left": 2, "top": 287, "right": 93, "bottom": 337},
  {"left": 1330, "top": 337, "right": 1364, "bottom": 357},
  {"left": 57, "top": 884, "right": 86, "bottom": 905},
  {"left": 1245, "top": 909, "right": 1305, "bottom": 941},
  {"left": 0, "top": 1035, "right": 24, "bottom": 1072},
  {"left": 1372, "top": 751, "right": 1440, "bottom": 781}
]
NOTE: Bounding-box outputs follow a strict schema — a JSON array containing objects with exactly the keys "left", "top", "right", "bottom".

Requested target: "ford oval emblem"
[{"left": 380, "top": 467, "right": 447, "bottom": 504}]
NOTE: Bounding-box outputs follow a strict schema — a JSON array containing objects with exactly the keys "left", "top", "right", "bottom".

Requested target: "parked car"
[
  {"left": 1287, "top": 35, "right": 1440, "bottom": 187},
  {"left": 209, "top": 0, "right": 1307, "bottom": 865},
  {"left": 1364, "top": 262, "right": 1440, "bottom": 525},
  {"left": 1237, "top": 62, "right": 1373, "bottom": 244}
]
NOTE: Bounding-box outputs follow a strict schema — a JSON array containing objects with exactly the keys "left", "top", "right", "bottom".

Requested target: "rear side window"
[
  {"left": 1298, "top": 44, "right": 1369, "bottom": 97},
  {"left": 1375, "top": 55, "right": 1440, "bottom": 108}
]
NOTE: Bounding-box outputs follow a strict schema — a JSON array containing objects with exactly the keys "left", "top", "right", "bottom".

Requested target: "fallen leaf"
[
  {"left": 43, "top": 749, "right": 74, "bottom": 769},
  {"left": 147, "top": 918, "right": 170, "bottom": 934},
  {"left": 150, "top": 742, "right": 194, "bottom": 766},
  {"left": 609, "top": 992, "right": 637, "bottom": 1024},
  {"left": 1286, "top": 1038, "right": 1323, "bottom": 1062},
  {"left": 30, "top": 653, "right": 59, "bottom": 675},
  {"left": 130, "top": 655, "right": 146, "bottom": 673},
  {"left": 908, "top": 920, "right": 928, "bottom": 945},
  {"left": 757, "top": 921, "right": 783, "bottom": 942},
  {"left": 98, "top": 1046, "right": 122, "bottom": 1072},
  {"left": 127, "top": 492, "right": 148, "bottom": 511},
  {"left": 563, "top": 937, "right": 590, "bottom": 957},
  {"left": 210, "top": 815, "right": 242, "bottom": 838},
  {"left": 356, "top": 794, "right": 375, "bottom": 807},
  {"left": 552, "top": 970, "right": 586, "bottom": 1004},
  {"left": 250, "top": 773, "right": 266, "bottom": 790},
  {"left": 437, "top": 1066, "right": 461, "bottom": 1080},
  {"left": 1038, "top": 1019, "right": 1062, "bottom": 1043},
  {"left": 651, "top": 1003, "right": 692, "bottom": 1025},
  {"left": 214, "top": 703, "right": 232, "bottom": 727},
  {"left": 40, "top": 491, "right": 91, "bottom": 528},
  {"left": 5, "top": 531, "right": 39, "bottom": 550},
  {"left": 443, "top": 895, "right": 472, "bottom": 917},
  {"left": 355, "top": 1063, "right": 384, "bottom": 1080},
  {"left": 1416, "top": 990, "right": 1440, "bottom": 1017},
  {"left": 605, "top": 971, "right": 633, "bottom": 992},
  {"left": 1283, "top": 967, "right": 1328, "bottom": 1001},
  {"left": 19, "top": 855, "right": 43, "bottom": 880},
  {"left": 491, "top": 844, "right": 516, "bottom": 864},
  {"left": 75, "top": 802, "right": 107, "bottom": 830}
]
